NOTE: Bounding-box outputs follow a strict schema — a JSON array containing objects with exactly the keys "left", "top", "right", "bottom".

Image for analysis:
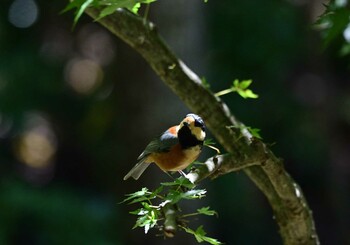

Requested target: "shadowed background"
[{"left": 0, "top": 0, "right": 349, "bottom": 244}]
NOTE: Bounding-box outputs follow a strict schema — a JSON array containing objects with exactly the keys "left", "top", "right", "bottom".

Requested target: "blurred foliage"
[
  {"left": 315, "top": 0, "right": 350, "bottom": 55},
  {"left": 0, "top": 179, "right": 118, "bottom": 245}
]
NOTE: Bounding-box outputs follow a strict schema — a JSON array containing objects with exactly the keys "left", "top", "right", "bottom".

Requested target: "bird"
[{"left": 123, "top": 113, "right": 206, "bottom": 180}]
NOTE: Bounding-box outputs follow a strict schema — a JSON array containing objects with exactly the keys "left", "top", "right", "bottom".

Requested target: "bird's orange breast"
[{"left": 147, "top": 144, "right": 201, "bottom": 171}]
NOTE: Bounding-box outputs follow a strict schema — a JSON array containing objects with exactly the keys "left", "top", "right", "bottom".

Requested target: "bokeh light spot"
[
  {"left": 343, "top": 24, "right": 350, "bottom": 43},
  {"left": 8, "top": 0, "right": 39, "bottom": 28},
  {"left": 15, "top": 113, "right": 57, "bottom": 170},
  {"left": 18, "top": 131, "right": 55, "bottom": 168},
  {"left": 65, "top": 59, "right": 104, "bottom": 94},
  {"left": 78, "top": 24, "right": 116, "bottom": 66}
]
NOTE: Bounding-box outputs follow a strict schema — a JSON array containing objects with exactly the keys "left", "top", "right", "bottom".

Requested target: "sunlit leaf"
[
  {"left": 161, "top": 176, "right": 195, "bottom": 189},
  {"left": 182, "top": 225, "right": 223, "bottom": 245},
  {"left": 197, "top": 206, "right": 218, "bottom": 216},
  {"left": 121, "top": 187, "right": 151, "bottom": 203},
  {"left": 204, "top": 138, "right": 216, "bottom": 146},
  {"left": 99, "top": 4, "right": 119, "bottom": 18},
  {"left": 238, "top": 79, "right": 252, "bottom": 89},
  {"left": 201, "top": 77, "right": 211, "bottom": 89},
  {"left": 246, "top": 126, "right": 262, "bottom": 139},
  {"left": 237, "top": 89, "right": 259, "bottom": 99},
  {"left": 61, "top": 0, "right": 86, "bottom": 14},
  {"left": 73, "top": 0, "right": 94, "bottom": 27}
]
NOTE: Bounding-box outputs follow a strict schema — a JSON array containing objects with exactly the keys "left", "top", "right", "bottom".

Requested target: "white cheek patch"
[
  {"left": 191, "top": 126, "right": 205, "bottom": 141},
  {"left": 199, "top": 130, "right": 206, "bottom": 141}
]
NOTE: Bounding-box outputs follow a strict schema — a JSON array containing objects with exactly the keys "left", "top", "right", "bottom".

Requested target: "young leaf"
[
  {"left": 233, "top": 79, "right": 259, "bottom": 99},
  {"left": 61, "top": 0, "right": 86, "bottom": 14},
  {"left": 237, "top": 89, "right": 259, "bottom": 99},
  {"left": 161, "top": 176, "right": 195, "bottom": 189},
  {"left": 180, "top": 189, "right": 207, "bottom": 200},
  {"left": 182, "top": 225, "right": 223, "bottom": 245},
  {"left": 246, "top": 126, "right": 262, "bottom": 139},
  {"left": 215, "top": 79, "right": 258, "bottom": 99},
  {"left": 132, "top": 203, "right": 159, "bottom": 233},
  {"left": 238, "top": 79, "right": 252, "bottom": 89},
  {"left": 73, "top": 0, "right": 94, "bottom": 27},
  {"left": 130, "top": 207, "right": 148, "bottom": 216},
  {"left": 166, "top": 189, "right": 183, "bottom": 204},
  {"left": 204, "top": 138, "right": 216, "bottom": 146},
  {"left": 121, "top": 187, "right": 151, "bottom": 203},
  {"left": 99, "top": 4, "right": 119, "bottom": 19},
  {"left": 197, "top": 206, "right": 218, "bottom": 216},
  {"left": 201, "top": 77, "right": 211, "bottom": 89},
  {"left": 131, "top": 3, "right": 141, "bottom": 14}
]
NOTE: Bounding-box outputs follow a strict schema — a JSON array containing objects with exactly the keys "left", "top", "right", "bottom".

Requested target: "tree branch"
[{"left": 84, "top": 8, "right": 320, "bottom": 245}]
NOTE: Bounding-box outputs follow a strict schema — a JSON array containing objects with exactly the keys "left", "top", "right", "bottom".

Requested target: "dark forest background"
[{"left": 0, "top": 0, "right": 349, "bottom": 244}]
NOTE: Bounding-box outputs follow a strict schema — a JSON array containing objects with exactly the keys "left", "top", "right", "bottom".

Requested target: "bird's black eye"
[
  {"left": 183, "top": 121, "right": 189, "bottom": 127},
  {"left": 194, "top": 119, "right": 205, "bottom": 131}
]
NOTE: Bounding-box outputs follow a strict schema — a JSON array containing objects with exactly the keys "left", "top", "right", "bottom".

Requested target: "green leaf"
[
  {"left": 182, "top": 189, "right": 207, "bottom": 199},
  {"left": 131, "top": 3, "right": 141, "bottom": 14},
  {"left": 237, "top": 89, "right": 259, "bottom": 99},
  {"left": 197, "top": 206, "right": 218, "bottom": 216},
  {"left": 166, "top": 188, "right": 206, "bottom": 204},
  {"left": 315, "top": 3, "right": 350, "bottom": 49},
  {"left": 131, "top": 203, "right": 159, "bottom": 233},
  {"left": 121, "top": 187, "right": 151, "bottom": 203},
  {"left": 166, "top": 189, "right": 183, "bottom": 204},
  {"left": 216, "top": 79, "right": 258, "bottom": 99},
  {"left": 161, "top": 176, "right": 195, "bottom": 189},
  {"left": 201, "top": 77, "right": 211, "bottom": 89},
  {"left": 232, "top": 79, "right": 259, "bottom": 99},
  {"left": 61, "top": 0, "right": 86, "bottom": 14},
  {"left": 128, "top": 195, "right": 153, "bottom": 204},
  {"left": 182, "top": 226, "right": 222, "bottom": 245},
  {"left": 246, "top": 126, "right": 262, "bottom": 139},
  {"left": 238, "top": 79, "right": 252, "bottom": 89},
  {"left": 99, "top": 0, "right": 156, "bottom": 16},
  {"left": 204, "top": 138, "right": 216, "bottom": 146},
  {"left": 130, "top": 207, "right": 148, "bottom": 215},
  {"left": 99, "top": 4, "right": 119, "bottom": 19},
  {"left": 73, "top": 0, "right": 94, "bottom": 27},
  {"left": 64, "top": 0, "right": 158, "bottom": 27}
]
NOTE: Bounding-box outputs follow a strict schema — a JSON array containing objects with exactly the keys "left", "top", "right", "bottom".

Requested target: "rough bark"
[{"left": 84, "top": 8, "right": 320, "bottom": 245}]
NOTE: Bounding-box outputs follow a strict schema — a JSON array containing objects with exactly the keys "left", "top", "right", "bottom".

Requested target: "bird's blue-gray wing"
[
  {"left": 137, "top": 129, "right": 178, "bottom": 160},
  {"left": 124, "top": 129, "right": 178, "bottom": 180}
]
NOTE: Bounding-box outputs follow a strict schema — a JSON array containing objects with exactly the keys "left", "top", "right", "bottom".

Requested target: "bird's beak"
[{"left": 183, "top": 121, "right": 190, "bottom": 127}]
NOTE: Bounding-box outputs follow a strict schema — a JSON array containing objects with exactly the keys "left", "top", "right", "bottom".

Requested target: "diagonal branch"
[{"left": 84, "top": 7, "right": 319, "bottom": 245}]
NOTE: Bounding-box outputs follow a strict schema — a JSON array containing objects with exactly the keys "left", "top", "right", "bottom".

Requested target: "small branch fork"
[{"left": 83, "top": 7, "right": 320, "bottom": 245}]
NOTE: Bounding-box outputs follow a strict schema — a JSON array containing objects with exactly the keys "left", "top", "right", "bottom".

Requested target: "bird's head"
[{"left": 178, "top": 114, "right": 206, "bottom": 148}]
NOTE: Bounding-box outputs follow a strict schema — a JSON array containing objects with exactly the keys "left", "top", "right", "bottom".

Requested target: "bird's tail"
[{"left": 123, "top": 159, "right": 150, "bottom": 180}]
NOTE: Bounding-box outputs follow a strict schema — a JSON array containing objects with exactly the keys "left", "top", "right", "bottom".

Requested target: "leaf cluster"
[
  {"left": 122, "top": 177, "right": 222, "bottom": 244},
  {"left": 227, "top": 124, "right": 263, "bottom": 140},
  {"left": 215, "top": 79, "right": 258, "bottom": 99},
  {"left": 63, "top": 0, "right": 156, "bottom": 27},
  {"left": 64, "top": 0, "right": 209, "bottom": 28}
]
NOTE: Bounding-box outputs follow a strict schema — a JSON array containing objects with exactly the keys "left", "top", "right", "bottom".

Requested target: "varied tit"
[{"left": 123, "top": 114, "right": 206, "bottom": 180}]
